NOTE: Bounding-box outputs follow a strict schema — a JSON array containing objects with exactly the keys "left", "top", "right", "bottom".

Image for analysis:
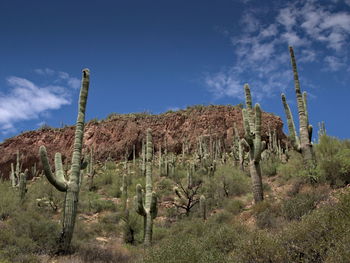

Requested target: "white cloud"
[
  {"left": 0, "top": 76, "right": 71, "bottom": 134},
  {"left": 240, "top": 13, "right": 260, "bottom": 33},
  {"left": 205, "top": 0, "right": 350, "bottom": 100},
  {"left": 324, "top": 56, "right": 345, "bottom": 71},
  {"left": 277, "top": 6, "right": 297, "bottom": 30},
  {"left": 34, "top": 68, "right": 54, "bottom": 76},
  {"left": 35, "top": 68, "right": 81, "bottom": 89},
  {"left": 205, "top": 70, "right": 243, "bottom": 99}
]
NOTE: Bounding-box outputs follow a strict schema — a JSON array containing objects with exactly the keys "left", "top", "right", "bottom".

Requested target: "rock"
[{"left": 0, "top": 105, "right": 286, "bottom": 178}]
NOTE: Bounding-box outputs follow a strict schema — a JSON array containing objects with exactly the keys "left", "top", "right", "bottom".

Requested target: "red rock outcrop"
[{"left": 0, "top": 105, "right": 286, "bottom": 178}]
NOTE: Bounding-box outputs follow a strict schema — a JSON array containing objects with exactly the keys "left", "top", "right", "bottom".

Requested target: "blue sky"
[{"left": 0, "top": 0, "right": 349, "bottom": 142}]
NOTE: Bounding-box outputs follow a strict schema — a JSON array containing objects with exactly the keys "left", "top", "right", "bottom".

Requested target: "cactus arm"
[
  {"left": 240, "top": 138, "right": 250, "bottom": 150},
  {"left": 150, "top": 192, "right": 158, "bottom": 219},
  {"left": 242, "top": 109, "right": 251, "bottom": 137},
  {"left": 281, "top": 94, "right": 300, "bottom": 151},
  {"left": 39, "top": 146, "right": 68, "bottom": 192},
  {"left": 10, "top": 163, "right": 16, "bottom": 187},
  {"left": 308, "top": 125, "right": 313, "bottom": 143},
  {"left": 253, "top": 104, "right": 262, "bottom": 161},
  {"left": 135, "top": 184, "right": 146, "bottom": 216},
  {"left": 244, "top": 84, "right": 255, "bottom": 132}
]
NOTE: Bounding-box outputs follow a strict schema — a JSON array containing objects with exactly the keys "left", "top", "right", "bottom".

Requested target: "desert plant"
[
  {"left": 199, "top": 195, "right": 207, "bottom": 220},
  {"left": 281, "top": 46, "right": 314, "bottom": 165},
  {"left": 135, "top": 128, "right": 158, "bottom": 246},
  {"left": 38, "top": 68, "right": 90, "bottom": 253},
  {"left": 241, "top": 84, "right": 266, "bottom": 203}
]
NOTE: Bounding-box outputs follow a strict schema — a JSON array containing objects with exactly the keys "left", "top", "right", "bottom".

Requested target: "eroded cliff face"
[{"left": 0, "top": 105, "right": 286, "bottom": 178}]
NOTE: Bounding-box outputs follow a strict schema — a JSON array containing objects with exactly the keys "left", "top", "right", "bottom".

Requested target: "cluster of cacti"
[
  {"left": 281, "top": 47, "right": 314, "bottom": 164},
  {"left": 31, "top": 163, "right": 40, "bottom": 178},
  {"left": 263, "top": 127, "right": 287, "bottom": 162},
  {"left": 241, "top": 84, "right": 266, "bottom": 203},
  {"left": 9, "top": 150, "right": 28, "bottom": 201},
  {"left": 134, "top": 128, "right": 158, "bottom": 246},
  {"left": 195, "top": 135, "right": 217, "bottom": 176},
  {"left": 39, "top": 68, "right": 90, "bottom": 252}
]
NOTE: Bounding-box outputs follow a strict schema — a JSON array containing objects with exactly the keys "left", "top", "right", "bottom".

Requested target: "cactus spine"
[
  {"left": 281, "top": 47, "right": 313, "bottom": 164},
  {"left": 241, "top": 84, "right": 266, "bottom": 203},
  {"left": 135, "top": 129, "right": 157, "bottom": 246},
  {"left": 39, "top": 69, "right": 90, "bottom": 252}
]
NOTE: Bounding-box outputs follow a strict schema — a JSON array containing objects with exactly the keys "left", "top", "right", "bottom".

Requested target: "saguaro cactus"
[
  {"left": 241, "top": 84, "right": 266, "bottom": 203},
  {"left": 19, "top": 169, "right": 28, "bottom": 201},
  {"left": 135, "top": 128, "right": 158, "bottom": 246},
  {"left": 281, "top": 46, "right": 314, "bottom": 164},
  {"left": 39, "top": 69, "right": 90, "bottom": 252}
]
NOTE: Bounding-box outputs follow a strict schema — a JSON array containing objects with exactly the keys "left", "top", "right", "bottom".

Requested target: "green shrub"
[
  {"left": 0, "top": 182, "right": 19, "bottom": 220},
  {"left": 261, "top": 155, "right": 280, "bottom": 177},
  {"left": 316, "top": 135, "right": 350, "bottom": 186},
  {"left": 228, "top": 230, "right": 287, "bottom": 263},
  {"left": 252, "top": 201, "right": 281, "bottom": 229},
  {"left": 222, "top": 199, "right": 244, "bottom": 215},
  {"left": 77, "top": 243, "right": 132, "bottom": 263},
  {"left": 282, "top": 192, "right": 318, "bottom": 221}
]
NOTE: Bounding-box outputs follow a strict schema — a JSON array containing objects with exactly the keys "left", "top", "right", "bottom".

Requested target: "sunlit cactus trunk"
[
  {"left": 241, "top": 84, "right": 266, "bottom": 203},
  {"left": 39, "top": 69, "right": 90, "bottom": 253},
  {"left": 135, "top": 129, "right": 158, "bottom": 246},
  {"left": 19, "top": 169, "right": 28, "bottom": 201},
  {"left": 281, "top": 47, "right": 314, "bottom": 165}
]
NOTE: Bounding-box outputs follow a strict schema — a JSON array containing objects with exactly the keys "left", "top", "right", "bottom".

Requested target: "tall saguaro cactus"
[
  {"left": 135, "top": 128, "right": 158, "bottom": 246},
  {"left": 39, "top": 69, "right": 90, "bottom": 253},
  {"left": 241, "top": 84, "right": 266, "bottom": 203},
  {"left": 281, "top": 47, "right": 313, "bottom": 163}
]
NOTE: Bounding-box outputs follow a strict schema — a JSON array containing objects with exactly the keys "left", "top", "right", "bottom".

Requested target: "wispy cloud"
[
  {"left": 0, "top": 69, "right": 79, "bottom": 134},
  {"left": 205, "top": 0, "right": 350, "bottom": 100},
  {"left": 34, "top": 68, "right": 81, "bottom": 89}
]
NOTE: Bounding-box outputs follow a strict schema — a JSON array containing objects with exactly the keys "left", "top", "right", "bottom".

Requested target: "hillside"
[{"left": 0, "top": 105, "right": 285, "bottom": 179}]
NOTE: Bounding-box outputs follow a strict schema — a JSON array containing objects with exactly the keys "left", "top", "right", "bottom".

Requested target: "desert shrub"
[
  {"left": 0, "top": 182, "right": 20, "bottom": 220},
  {"left": 144, "top": 219, "right": 246, "bottom": 263},
  {"left": 281, "top": 191, "right": 325, "bottom": 221},
  {"left": 318, "top": 148, "right": 350, "bottom": 187},
  {"left": 277, "top": 151, "right": 305, "bottom": 180},
  {"left": 79, "top": 192, "right": 116, "bottom": 213},
  {"left": 315, "top": 135, "right": 350, "bottom": 187},
  {"left": 0, "top": 209, "right": 60, "bottom": 262},
  {"left": 286, "top": 177, "right": 306, "bottom": 197},
  {"left": 222, "top": 199, "right": 244, "bottom": 215},
  {"left": 90, "top": 199, "right": 116, "bottom": 213},
  {"left": 203, "top": 165, "right": 250, "bottom": 210},
  {"left": 156, "top": 177, "right": 174, "bottom": 198},
  {"left": 77, "top": 243, "right": 132, "bottom": 263},
  {"left": 252, "top": 201, "right": 281, "bottom": 229},
  {"left": 261, "top": 155, "right": 281, "bottom": 177},
  {"left": 120, "top": 211, "right": 143, "bottom": 244},
  {"left": 279, "top": 191, "right": 350, "bottom": 262},
  {"left": 228, "top": 230, "right": 287, "bottom": 263}
]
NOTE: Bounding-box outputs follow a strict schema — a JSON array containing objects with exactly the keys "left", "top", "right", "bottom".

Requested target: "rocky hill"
[{"left": 0, "top": 105, "right": 286, "bottom": 178}]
